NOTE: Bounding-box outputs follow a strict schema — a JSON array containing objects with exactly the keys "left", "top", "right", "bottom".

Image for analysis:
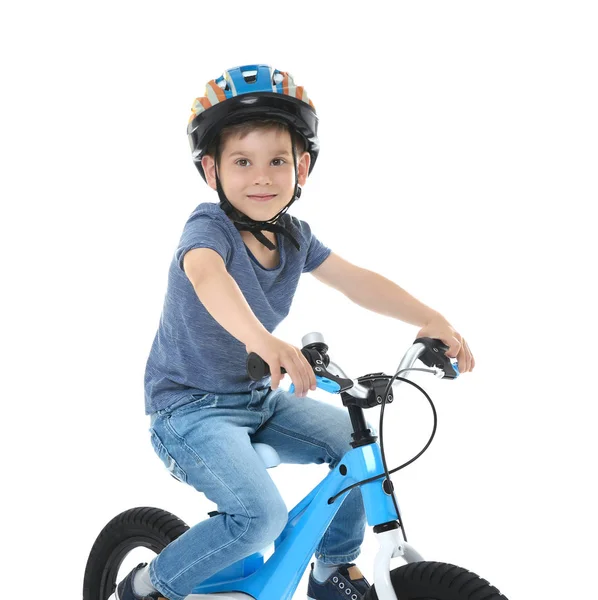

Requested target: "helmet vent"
[
  {"left": 273, "top": 73, "right": 284, "bottom": 84},
  {"left": 217, "top": 79, "right": 229, "bottom": 90},
  {"left": 242, "top": 69, "right": 258, "bottom": 83}
]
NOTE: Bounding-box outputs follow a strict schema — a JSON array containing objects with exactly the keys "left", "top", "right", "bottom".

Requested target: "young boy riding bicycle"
[{"left": 114, "top": 63, "right": 475, "bottom": 600}]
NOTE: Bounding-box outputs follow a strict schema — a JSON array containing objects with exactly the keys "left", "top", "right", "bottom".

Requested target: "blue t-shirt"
[{"left": 144, "top": 202, "right": 332, "bottom": 415}]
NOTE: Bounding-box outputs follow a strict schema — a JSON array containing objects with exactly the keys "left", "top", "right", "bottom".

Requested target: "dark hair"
[{"left": 206, "top": 118, "right": 307, "bottom": 167}]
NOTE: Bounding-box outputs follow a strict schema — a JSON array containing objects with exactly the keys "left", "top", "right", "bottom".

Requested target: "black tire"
[
  {"left": 83, "top": 507, "right": 189, "bottom": 600},
  {"left": 364, "top": 561, "right": 508, "bottom": 600}
]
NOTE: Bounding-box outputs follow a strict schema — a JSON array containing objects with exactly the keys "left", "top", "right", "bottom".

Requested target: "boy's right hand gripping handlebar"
[{"left": 246, "top": 339, "right": 354, "bottom": 394}]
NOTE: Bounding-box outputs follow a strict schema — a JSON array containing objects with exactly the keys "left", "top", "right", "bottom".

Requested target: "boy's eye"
[{"left": 234, "top": 158, "right": 286, "bottom": 167}]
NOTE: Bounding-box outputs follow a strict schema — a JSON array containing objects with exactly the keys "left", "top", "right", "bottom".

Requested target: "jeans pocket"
[
  {"left": 164, "top": 392, "right": 219, "bottom": 419},
  {"left": 174, "top": 392, "right": 219, "bottom": 414},
  {"left": 150, "top": 428, "right": 188, "bottom": 484},
  {"left": 189, "top": 392, "right": 218, "bottom": 408}
]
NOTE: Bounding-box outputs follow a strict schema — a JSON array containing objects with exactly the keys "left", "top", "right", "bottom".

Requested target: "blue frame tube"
[{"left": 192, "top": 441, "right": 400, "bottom": 600}]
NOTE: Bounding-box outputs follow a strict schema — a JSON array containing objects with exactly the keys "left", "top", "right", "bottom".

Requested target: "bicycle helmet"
[{"left": 187, "top": 64, "right": 320, "bottom": 251}]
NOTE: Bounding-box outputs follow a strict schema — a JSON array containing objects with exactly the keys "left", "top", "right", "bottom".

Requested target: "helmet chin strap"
[{"left": 214, "top": 136, "right": 302, "bottom": 252}]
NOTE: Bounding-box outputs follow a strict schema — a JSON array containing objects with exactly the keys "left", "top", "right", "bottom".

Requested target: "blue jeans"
[{"left": 146, "top": 386, "right": 377, "bottom": 600}]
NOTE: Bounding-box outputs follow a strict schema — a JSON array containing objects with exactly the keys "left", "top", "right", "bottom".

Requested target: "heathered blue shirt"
[{"left": 144, "top": 201, "right": 332, "bottom": 415}]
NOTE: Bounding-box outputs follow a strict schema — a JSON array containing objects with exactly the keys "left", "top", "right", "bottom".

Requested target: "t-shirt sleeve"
[
  {"left": 174, "top": 213, "right": 233, "bottom": 271},
  {"left": 302, "top": 221, "right": 332, "bottom": 273}
]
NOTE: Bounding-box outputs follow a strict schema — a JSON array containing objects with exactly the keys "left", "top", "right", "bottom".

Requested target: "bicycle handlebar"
[{"left": 246, "top": 333, "right": 459, "bottom": 402}]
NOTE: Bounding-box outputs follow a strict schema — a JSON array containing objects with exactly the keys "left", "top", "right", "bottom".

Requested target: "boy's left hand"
[{"left": 416, "top": 314, "right": 475, "bottom": 373}]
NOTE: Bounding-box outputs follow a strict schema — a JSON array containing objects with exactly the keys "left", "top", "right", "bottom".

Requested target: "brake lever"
[
  {"left": 290, "top": 347, "right": 353, "bottom": 394},
  {"left": 413, "top": 337, "right": 460, "bottom": 379}
]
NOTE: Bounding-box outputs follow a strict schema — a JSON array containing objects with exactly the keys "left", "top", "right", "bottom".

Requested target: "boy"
[{"left": 114, "top": 65, "right": 475, "bottom": 600}]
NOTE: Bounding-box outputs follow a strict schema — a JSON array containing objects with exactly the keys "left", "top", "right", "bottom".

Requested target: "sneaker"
[
  {"left": 109, "top": 562, "right": 169, "bottom": 600},
  {"left": 307, "top": 562, "right": 371, "bottom": 600}
]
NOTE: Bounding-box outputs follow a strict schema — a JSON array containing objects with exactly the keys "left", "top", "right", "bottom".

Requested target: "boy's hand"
[
  {"left": 416, "top": 314, "right": 475, "bottom": 373},
  {"left": 246, "top": 333, "right": 317, "bottom": 397}
]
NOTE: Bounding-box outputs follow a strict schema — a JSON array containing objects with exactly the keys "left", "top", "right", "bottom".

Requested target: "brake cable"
[{"left": 328, "top": 368, "right": 439, "bottom": 543}]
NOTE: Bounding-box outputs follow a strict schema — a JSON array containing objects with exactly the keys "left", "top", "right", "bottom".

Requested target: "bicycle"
[{"left": 84, "top": 333, "right": 509, "bottom": 600}]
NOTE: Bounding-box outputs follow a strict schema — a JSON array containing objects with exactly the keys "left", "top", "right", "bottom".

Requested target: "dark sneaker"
[
  {"left": 110, "top": 562, "right": 169, "bottom": 600},
  {"left": 307, "top": 562, "right": 371, "bottom": 600}
]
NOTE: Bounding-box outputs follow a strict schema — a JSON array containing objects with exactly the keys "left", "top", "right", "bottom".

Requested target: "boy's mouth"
[{"left": 247, "top": 194, "right": 277, "bottom": 202}]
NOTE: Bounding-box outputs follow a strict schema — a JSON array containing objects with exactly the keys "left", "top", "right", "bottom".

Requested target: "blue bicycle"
[{"left": 84, "top": 333, "right": 508, "bottom": 600}]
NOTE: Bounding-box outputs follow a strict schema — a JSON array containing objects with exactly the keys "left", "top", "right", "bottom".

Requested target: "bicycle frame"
[{"left": 186, "top": 438, "right": 423, "bottom": 600}]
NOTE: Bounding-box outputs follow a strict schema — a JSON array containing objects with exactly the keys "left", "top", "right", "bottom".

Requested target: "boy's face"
[{"left": 202, "top": 127, "right": 310, "bottom": 222}]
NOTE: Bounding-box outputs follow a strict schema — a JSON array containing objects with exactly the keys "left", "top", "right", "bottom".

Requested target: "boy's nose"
[{"left": 253, "top": 171, "right": 272, "bottom": 185}]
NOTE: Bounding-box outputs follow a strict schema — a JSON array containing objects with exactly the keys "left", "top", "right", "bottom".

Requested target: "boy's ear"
[
  {"left": 201, "top": 155, "right": 218, "bottom": 191},
  {"left": 297, "top": 151, "right": 311, "bottom": 186}
]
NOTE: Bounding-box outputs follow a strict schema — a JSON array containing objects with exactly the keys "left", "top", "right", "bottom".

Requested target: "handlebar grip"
[{"left": 246, "top": 352, "right": 287, "bottom": 381}]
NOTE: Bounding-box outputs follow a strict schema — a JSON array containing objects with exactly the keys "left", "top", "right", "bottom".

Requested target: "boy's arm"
[
  {"left": 311, "top": 252, "right": 475, "bottom": 372},
  {"left": 183, "top": 247, "right": 269, "bottom": 346},
  {"left": 183, "top": 248, "right": 317, "bottom": 394},
  {"left": 310, "top": 252, "right": 439, "bottom": 327}
]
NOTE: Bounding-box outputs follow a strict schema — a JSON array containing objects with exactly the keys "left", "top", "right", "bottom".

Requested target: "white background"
[{"left": 2, "top": 1, "right": 597, "bottom": 599}]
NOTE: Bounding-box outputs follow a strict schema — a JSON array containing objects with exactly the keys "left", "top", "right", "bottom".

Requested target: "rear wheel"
[
  {"left": 364, "top": 561, "right": 508, "bottom": 599},
  {"left": 83, "top": 507, "right": 189, "bottom": 600}
]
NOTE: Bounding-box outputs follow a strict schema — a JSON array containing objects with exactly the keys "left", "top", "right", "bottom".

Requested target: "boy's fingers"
[
  {"left": 298, "top": 359, "right": 310, "bottom": 396},
  {"left": 302, "top": 355, "right": 317, "bottom": 390},
  {"left": 287, "top": 355, "right": 302, "bottom": 396},
  {"left": 292, "top": 348, "right": 312, "bottom": 394},
  {"left": 288, "top": 363, "right": 304, "bottom": 397},
  {"left": 302, "top": 354, "right": 315, "bottom": 394},
  {"left": 459, "top": 345, "right": 474, "bottom": 373},
  {"left": 299, "top": 356, "right": 311, "bottom": 396},
  {"left": 269, "top": 359, "right": 281, "bottom": 390},
  {"left": 292, "top": 350, "right": 312, "bottom": 392},
  {"left": 464, "top": 340, "right": 474, "bottom": 372},
  {"left": 288, "top": 352, "right": 306, "bottom": 396},
  {"left": 465, "top": 340, "right": 475, "bottom": 371},
  {"left": 446, "top": 336, "right": 461, "bottom": 358}
]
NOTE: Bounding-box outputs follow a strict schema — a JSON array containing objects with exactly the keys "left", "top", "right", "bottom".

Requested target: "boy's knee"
[{"left": 242, "top": 495, "right": 288, "bottom": 546}]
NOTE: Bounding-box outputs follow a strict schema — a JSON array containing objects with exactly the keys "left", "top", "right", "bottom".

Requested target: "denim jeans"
[{"left": 146, "top": 386, "right": 377, "bottom": 600}]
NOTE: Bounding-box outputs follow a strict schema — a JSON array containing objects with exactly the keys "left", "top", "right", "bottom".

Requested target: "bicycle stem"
[{"left": 327, "top": 342, "right": 429, "bottom": 399}]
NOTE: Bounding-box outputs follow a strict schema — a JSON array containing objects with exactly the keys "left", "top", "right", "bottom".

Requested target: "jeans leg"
[
  {"left": 147, "top": 390, "right": 289, "bottom": 600},
  {"left": 252, "top": 388, "right": 377, "bottom": 565}
]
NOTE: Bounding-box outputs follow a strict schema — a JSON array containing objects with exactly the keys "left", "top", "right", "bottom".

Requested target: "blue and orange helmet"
[{"left": 187, "top": 64, "right": 320, "bottom": 182}]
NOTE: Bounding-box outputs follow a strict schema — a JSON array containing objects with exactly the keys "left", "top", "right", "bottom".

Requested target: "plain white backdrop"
[{"left": 1, "top": 1, "right": 596, "bottom": 599}]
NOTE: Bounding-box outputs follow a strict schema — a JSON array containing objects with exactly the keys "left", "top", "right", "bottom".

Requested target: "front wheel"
[
  {"left": 83, "top": 507, "right": 189, "bottom": 600},
  {"left": 364, "top": 561, "right": 508, "bottom": 599}
]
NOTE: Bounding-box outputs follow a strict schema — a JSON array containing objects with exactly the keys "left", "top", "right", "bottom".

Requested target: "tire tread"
[
  {"left": 83, "top": 507, "right": 189, "bottom": 600},
  {"left": 364, "top": 560, "right": 508, "bottom": 600}
]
